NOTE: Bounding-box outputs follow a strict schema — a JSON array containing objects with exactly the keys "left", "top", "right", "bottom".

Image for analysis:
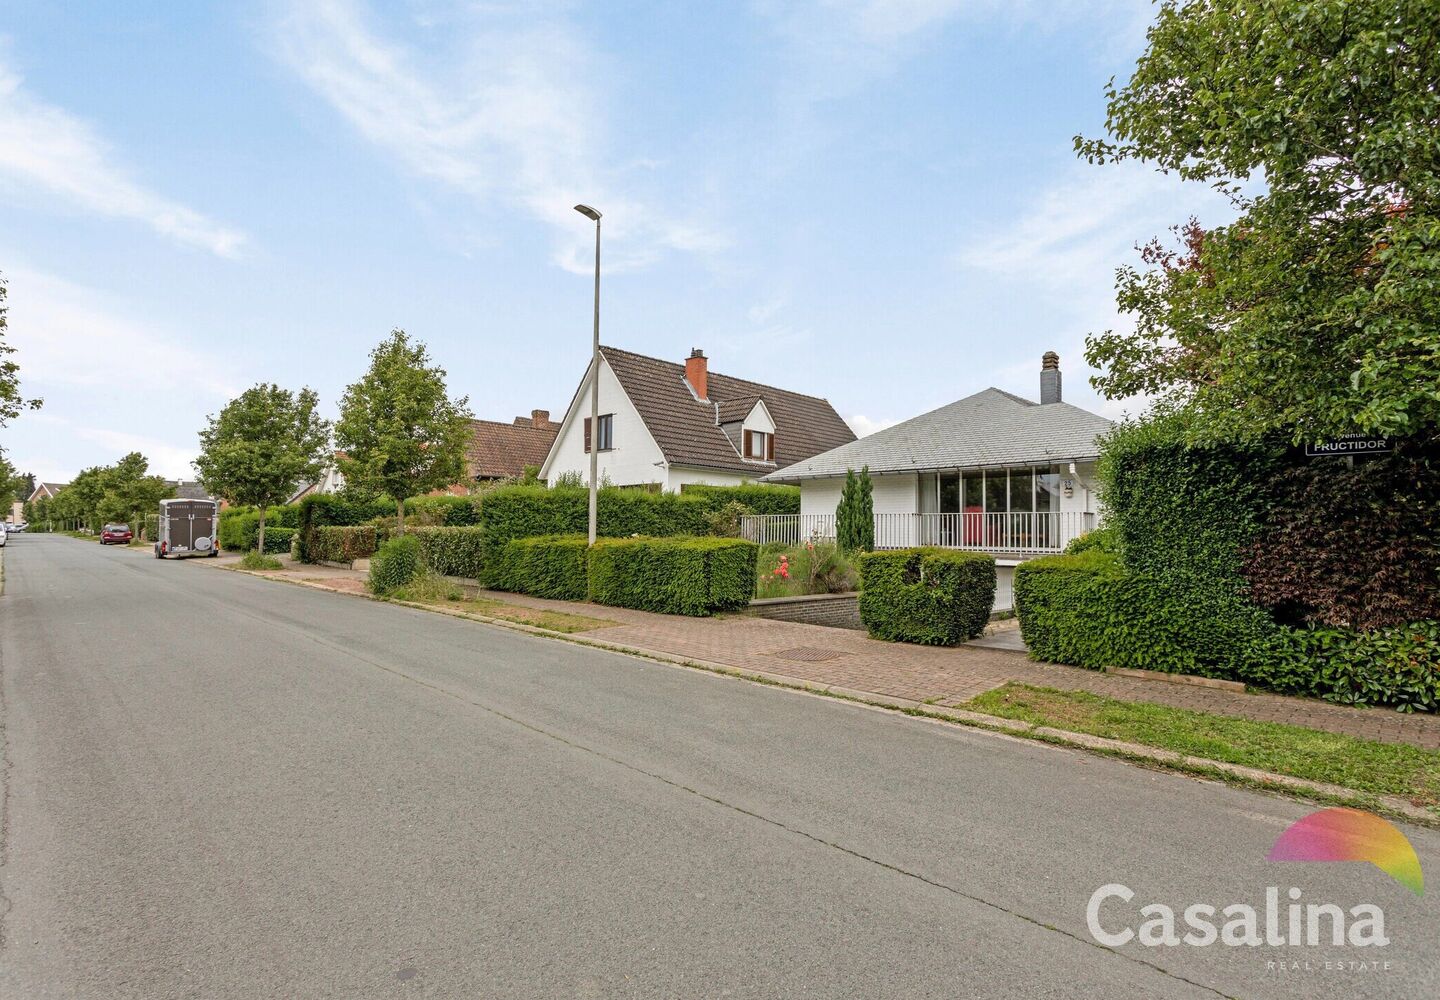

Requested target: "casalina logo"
[{"left": 1086, "top": 809, "right": 1422, "bottom": 949}]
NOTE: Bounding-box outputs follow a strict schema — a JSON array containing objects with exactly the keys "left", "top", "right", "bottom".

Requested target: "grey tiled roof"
[
  {"left": 599, "top": 346, "right": 856, "bottom": 476},
  {"left": 763, "top": 387, "right": 1113, "bottom": 482}
]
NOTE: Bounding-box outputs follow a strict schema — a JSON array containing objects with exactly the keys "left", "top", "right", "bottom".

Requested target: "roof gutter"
[{"left": 763, "top": 454, "right": 1103, "bottom": 483}]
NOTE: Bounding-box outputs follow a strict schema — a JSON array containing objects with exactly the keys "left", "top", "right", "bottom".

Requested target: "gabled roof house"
[
  {"left": 760, "top": 353, "right": 1114, "bottom": 610},
  {"left": 466, "top": 410, "right": 559, "bottom": 482},
  {"left": 540, "top": 345, "right": 856, "bottom": 491}
]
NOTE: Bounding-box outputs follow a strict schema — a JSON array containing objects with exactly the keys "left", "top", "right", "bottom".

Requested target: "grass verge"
[
  {"left": 389, "top": 572, "right": 618, "bottom": 634},
  {"left": 967, "top": 683, "right": 1440, "bottom": 808},
  {"left": 239, "top": 551, "right": 284, "bottom": 571}
]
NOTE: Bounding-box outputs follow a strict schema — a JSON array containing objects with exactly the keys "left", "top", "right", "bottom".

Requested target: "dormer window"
[{"left": 744, "top": 429, "right": 774, "bottom": 461}]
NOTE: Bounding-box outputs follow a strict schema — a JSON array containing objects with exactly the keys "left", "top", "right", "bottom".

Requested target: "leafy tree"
[
  {"left": 836, "top": 466, "right": 875, "bottom": 553},
  {"left": 96, "top": 452, "right": 173, "bottom": 528},
  {"left": 335, "top": 330, "right": 472, "bottom": 534},
  {"left": 1, "top": 271, "right": 43, "bottom": 432},
  {"left": 195, "top": 384, "right": 331, "bottom": 554},
  {"left": 1076, "top": 0, "right": 1440, "bottom": 444}
]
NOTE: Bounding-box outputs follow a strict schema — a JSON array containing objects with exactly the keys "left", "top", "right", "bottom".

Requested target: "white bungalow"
[{"left": 760, "top": 353, "right": 1113, "bottom": 609}]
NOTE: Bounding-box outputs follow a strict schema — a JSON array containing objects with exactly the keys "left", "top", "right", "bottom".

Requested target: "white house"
[
  {"left": 540, "top": 345, "right": 856, "bottom": 492},
  {"left": 760, "top": 352, "right": 1113, "bottom": 610}
]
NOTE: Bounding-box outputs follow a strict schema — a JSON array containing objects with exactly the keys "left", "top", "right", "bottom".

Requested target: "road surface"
[{"left": 1, "top": 533, "right": 1435, "bottom": 998}]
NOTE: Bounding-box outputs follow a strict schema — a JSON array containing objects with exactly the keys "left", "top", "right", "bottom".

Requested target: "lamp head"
[{"left": 574, "top": 204, "right": 601, "bottom": 221}]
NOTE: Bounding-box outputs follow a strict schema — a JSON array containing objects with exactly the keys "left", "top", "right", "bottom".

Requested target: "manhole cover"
[{"left": 772, "top": 646, "right": 847, "bottom": 662}]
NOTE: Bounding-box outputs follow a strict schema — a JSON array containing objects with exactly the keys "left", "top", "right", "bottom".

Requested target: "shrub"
[
  {"left": 1014, "top": 550, "right": 1219, "bottom": 674},
  {"left": 295, "top": 494, "right": 394, "bottom": 562},
  {"left": 1064, "top": 525, "right": 1120, "bottom": 555},
  {"left": 409, "top": 526, "right": 486, "bottom": 580},
  {"left": 680, "top": 483, "right": 801, "bottom": 516},
  {"left": 312, "top": 524, "right": 386, "bottom": 564},
  {"left": 477, "top": 485, "right": 710, "bottom": 580},
  {"left": 239, "top": 551, "right": 283, "bottom": 571},
  {"left": 369, "top": 534, "right": 423, "bottom": 595},
  {"left": 261, "top": 526, "right": 295, "bottom": 555},
  {"left": 491, "top": 535, "right": 590, "bottom": 600},
  {"left": 588, "top": 536, "right": 757, "bottom": 616},
  {"left": 755, "top": 541, "right": 857, "bottom": 598},
  {"left": 1240, "top": 442, "right": 1440, "bottom": 630},
  {"left": 858, "top": 548, "right": 995, "bottom": 645},
  {"left": 1242, "top": 620, "right": 1440, "bottom": 713},
  {"left": 391, "top": 569, "right": 465, "bottom": 603},
  {"left": 703, "top": 500, "right": 752, "bottom": 538},
  {"left": 836, "top": 467, "right": 875, "bottom": 553},
  {"left": 404, "top": 494, "right": 481, "bottom": 526}
]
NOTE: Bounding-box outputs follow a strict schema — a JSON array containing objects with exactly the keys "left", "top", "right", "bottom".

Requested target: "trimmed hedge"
[
  {"left": 858, "top": 548, "right": 996, "bottom": 645},
  {"left": 1243, "top": 621, "right": 1440, "bottom": 713},
  {"left": 588, "top": 536, "right": 757, "bottom": 616},
  {"left": 404, "top": 494, "right": 481, "bottom": 526},
  {"left": 1014, "top": 550, "right": 1213, "bottom": 673},
  {"left": 491, "top": 535, "right": 590, "bottom": 600},
  {"left": 261, "top": 526, "right": 295, "bottom": 555},
  {"left": 218, "top": 505, "right": 301, "bottom": 552},
  {"left": 312, "top": 524, "right": 386, "bottom": 565},
  {"left": 369, "top": 534, "right": 423, "bottom": 595},
  {"left": 680, "top": 483, "right": 801, "bottom": 516},
  {"left": 477, "top": 486, "right": 711, "bottom": 581},
  {"left": 409, "top": 526, "right": 486, "bottom": 580},
  {"left": 296, "top": 494, "right": 394, "bottom": 562}
]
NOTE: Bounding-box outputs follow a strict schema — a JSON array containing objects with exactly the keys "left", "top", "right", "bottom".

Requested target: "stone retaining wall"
[{"left": 744, "top": 593, "right": 863, "bottom": 630}]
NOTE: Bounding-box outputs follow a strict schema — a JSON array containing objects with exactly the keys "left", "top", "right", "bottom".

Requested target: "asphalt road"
[{"left": 0, "top": 533, "right": 1435, "bottom": 999}]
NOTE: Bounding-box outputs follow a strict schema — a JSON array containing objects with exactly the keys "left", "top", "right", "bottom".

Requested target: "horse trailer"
[{"left": 155, "top": 498, "right": 219, "bottom": 559}]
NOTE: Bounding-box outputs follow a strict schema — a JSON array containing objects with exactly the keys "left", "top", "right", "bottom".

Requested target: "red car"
[{"left": 100, "top": 523, "right": 133, "bottom": 545}]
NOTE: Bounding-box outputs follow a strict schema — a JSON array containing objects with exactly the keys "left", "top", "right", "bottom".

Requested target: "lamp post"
[{"left": 574, "top": 204, "right": 602, "bottom": 545}]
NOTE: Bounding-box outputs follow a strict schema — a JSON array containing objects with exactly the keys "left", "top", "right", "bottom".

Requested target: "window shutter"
[
  {"left": 766, "top": 433, "right": 774, "bottom": 461},
  {"left": 584, "top": 417, "right": 591, "bottom": 453},
  {"left": 744, "top": 430, "right": 753, "bottom": 457}
]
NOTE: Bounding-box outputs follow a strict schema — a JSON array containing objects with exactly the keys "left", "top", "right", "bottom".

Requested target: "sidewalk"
[{"left": 218, "top": 553, "right": 1440, "bottom": 751}]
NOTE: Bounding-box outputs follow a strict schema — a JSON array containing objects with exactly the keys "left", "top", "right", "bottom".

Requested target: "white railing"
[{"left": 741, "top": 511, "right": 1095, "bottom": 554}]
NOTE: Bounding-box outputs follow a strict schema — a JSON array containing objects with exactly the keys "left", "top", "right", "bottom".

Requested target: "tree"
[
  {"left": 96, "top": 452, "right": 173, "bottom": 528},
  {"left": 1, "top": 271, "right": 43, "bottom": 432},
  {"left": 836, "top": 466, "right": 875, "bottom": 553},
  {"left": 335, "top": 330, "right": 472, "bottom": 534},
  {"left": 1076, "top": 0, "right": 1440, "bottom": 444},
  {"left": 195, "top": 384, "right": 331, "bottom": 553}
]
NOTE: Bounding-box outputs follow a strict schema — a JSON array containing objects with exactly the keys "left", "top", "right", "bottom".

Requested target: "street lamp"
[{"left": 575, "top": 204, "right": 602, "bottom": 545}]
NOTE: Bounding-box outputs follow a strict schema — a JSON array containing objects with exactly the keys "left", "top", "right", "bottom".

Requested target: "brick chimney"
[
  {"left": 685, "top": 348, "right": 708, "bottom": 401},
  {"left": 1040, "top": 351, "right": 1062, "bottom": 404},
  {"left": 531, "top": 409, "right": 552, "bottom": 429}
]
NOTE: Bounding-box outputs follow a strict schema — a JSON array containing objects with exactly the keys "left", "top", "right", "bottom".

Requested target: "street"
[{"left": 1, "top": 533, "right": 1435, "bottom": 999}]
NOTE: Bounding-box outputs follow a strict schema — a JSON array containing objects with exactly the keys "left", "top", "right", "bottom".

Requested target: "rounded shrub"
[{"left": 369, "top": 534, "right": 423, "bottom": 595}]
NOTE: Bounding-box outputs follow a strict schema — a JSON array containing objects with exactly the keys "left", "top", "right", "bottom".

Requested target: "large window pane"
[
  {"left": 962, "top": 470, "right": 984, "bottom": 511},
  {"left": 984, "top": 470, "right": 1007, "bottom": 514},
  {"left": 1036, "top": 466, "right": 1060, "bottom": 513},
  {"left": 1009, "top": 467, "right": 1034, "bottom": 512},
  {"left": 939, "top": 473, "right": 960, "bottom": 514}
]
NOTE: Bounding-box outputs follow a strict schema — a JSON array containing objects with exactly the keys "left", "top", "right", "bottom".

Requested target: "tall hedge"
[
  {"left": 409, "top": 526, "right": 486, "bottom": 580},
  {"left": 858, "top": 548, "right": 995, "bottom": 645},
  {"left": 491, "top": 535, "right": 590, "bottom": 601},
  {"left": 588, "top": 537, "right": 757, "bottom": 616},
  {"left": 218, "top": 504, "right": 301, "bottom": 552},
  {"left": 295, "top": 494, "right": 394, "bottom": 562},
  {"left": 680, "top": 483, "right": 801, "bottom": 516},
  {"left": 404, "top": 494, "right": 481, "bottom": 526},
  {"left": 311, "top": 524, "right": 386, "bottom": 565}
]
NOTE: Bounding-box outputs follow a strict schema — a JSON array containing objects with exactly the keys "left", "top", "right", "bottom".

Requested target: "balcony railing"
[{"left": 740, "top": 511, "right": 1095, "bottom": 555}]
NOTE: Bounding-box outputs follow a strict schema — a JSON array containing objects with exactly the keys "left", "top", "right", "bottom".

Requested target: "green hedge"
[
  {"left": 491, "top": 535, "right": 590, "bottom": 600},
  {"left": 1013, "top": 550, "right": 1216, "bottom": 673},
  {"left": 217, "top": 505, "right": 301, "bottom": 552},
  {"left": 311, "top": 524, "right": 386, "bottom": 564},
  {"left": 404, "top": 494, "right": 480, "bottom": 526},
  {"left": 477, "top": 486, "right": 711, "bottom": 581},
  {"left": 260, "top": 526, "right": 295, "bottom": 555},
  {"left": 296, "top": 494, "right": 394, "bottom": 562},
  {"left": 369, "top": 535, "right": 423, "bottom": 595},
  {"left": 409, "top": 526, "right": 486, "bottom": 580},
  {"left": 588, "top": 536, "right": 757, "bottom": 616},
  {"left": 1243, "top": 621, "right": 1440, "bottom": 713},
  {"left": 680, "top": 483, "right": 801, "bottom": 516},
  {"left": 858, "top": 548, "right": 996, "bottom": 645}
]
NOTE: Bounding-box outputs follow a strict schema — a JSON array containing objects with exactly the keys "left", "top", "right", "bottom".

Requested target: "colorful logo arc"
[{"left": 1268, "top": 808, "right": 1424, "bottom": 896}]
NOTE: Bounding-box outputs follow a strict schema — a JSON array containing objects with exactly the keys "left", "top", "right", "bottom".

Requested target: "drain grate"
[{"left": 772, "top": 646, "right": 848, "bottom": 662}]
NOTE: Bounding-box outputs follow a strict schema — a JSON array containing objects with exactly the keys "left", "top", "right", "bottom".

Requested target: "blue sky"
[{"left": 0, "top": 0, "right": 1239, "bottom": 484}]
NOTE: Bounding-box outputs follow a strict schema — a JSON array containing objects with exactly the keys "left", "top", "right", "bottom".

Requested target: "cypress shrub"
[
  {"left": 858, "top": 548, "right": 995, "bottom": 645},
  {"left": 587, "top": 536, "right": 757, "bottom": 616},
  {"left": 409, "top": 526, "right": 486, "bottom": 580},
  {"left": 492, "top": 535, "right": 590, "bottom": 600},
  {"left": 369, "top": 534, "right": 423, "bottom": 595}
]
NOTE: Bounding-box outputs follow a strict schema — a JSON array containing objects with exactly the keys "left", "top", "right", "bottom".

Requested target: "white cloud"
[
  {"left": 847, "top": 413, "right": 900, "bottom": 437},
  {"left": 26, "top": 414, "right": 199, "bottom": 481},
  {"left": 269, "top": 0, "right": 725, "bottom": 272},
  {"left": 0, "top": 51, "right": 246, "bottom": 257}
]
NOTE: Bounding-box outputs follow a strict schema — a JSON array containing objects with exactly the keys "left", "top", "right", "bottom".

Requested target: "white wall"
[
  {"left": 799, "top": 478, "right": 844, "bottom": 518},
  {"left": 544, "top": 358, "right": 668, "bottom": 489}
]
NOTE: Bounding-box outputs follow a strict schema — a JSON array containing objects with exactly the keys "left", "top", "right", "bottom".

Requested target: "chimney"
[
  {"left": 1040, "top": 352, "right": 1062, "bottom": 404},
  {"left": 685, "top": 348, "right": 708, "bottom": 401},
  {"left": 531, "top": 409, "right": 551, "bottom": 429}
]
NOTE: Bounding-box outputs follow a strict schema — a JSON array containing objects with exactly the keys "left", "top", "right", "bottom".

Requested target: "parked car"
[
  {"left": 155, "top": 499, "right": 218, "bottom": 559},
  {"left": 0, "top": 526, "right": 6, "bottom": 547},
  {"left": 5, "top": 521, "right": 25, "bottom": 533},
  {"left": 100, "top": 523, "right": 133, "bottom": 545}
]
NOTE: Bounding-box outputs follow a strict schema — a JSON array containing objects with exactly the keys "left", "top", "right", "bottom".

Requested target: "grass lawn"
[
  {"left": 967, "top": 683, "right": 1440, "bottom": 807},
  {"left": 390, "top": 578, "right": 619, "bottom": 634}
]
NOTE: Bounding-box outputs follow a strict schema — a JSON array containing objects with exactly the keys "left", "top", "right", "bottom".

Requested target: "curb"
[{"left": 208, "top": 563, "right": 1438, "bottom": 826}]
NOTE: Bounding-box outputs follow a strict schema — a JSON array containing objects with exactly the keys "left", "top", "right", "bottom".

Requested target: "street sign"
[{"left": 1305, "top": 435, "right": 1392, "bottom": 457}]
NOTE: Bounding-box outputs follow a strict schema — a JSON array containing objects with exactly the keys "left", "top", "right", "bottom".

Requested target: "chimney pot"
[
  {"left": 685, "top": 349, "right": 709, "bottom": 401},
  {"left": 1040, "top": 352, "right": 1062, "bottom": 404}
]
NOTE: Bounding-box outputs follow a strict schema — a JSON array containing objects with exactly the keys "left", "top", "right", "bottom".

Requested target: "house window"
[
  {"left": 584, "top": 414, "right": 614, "bottom": 452},
  {"left": 744, "top": 429, "right": 773, "bottom": 461}
]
